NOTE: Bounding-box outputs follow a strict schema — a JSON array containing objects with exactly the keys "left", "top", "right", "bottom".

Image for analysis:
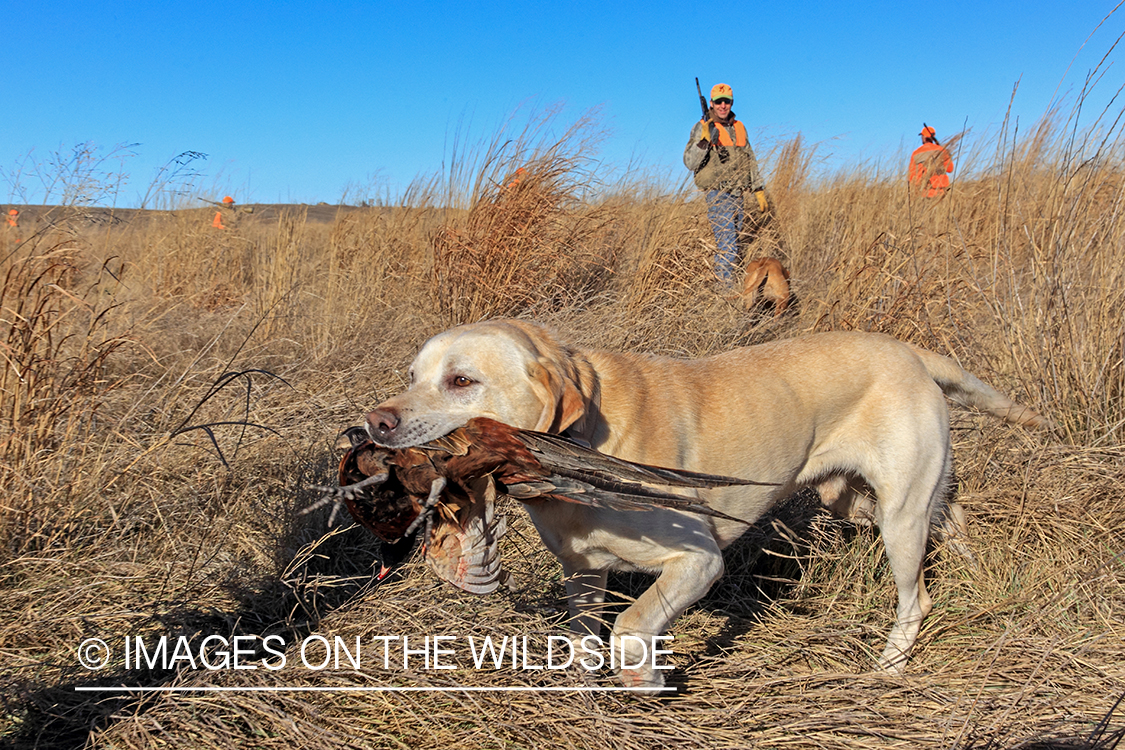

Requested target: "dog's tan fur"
[
  {"left": 742, "top": 257, "right": 790, "bottom": 315},
  {"left": 367, "top": 319, "right": 1049, "bottom": 689}
]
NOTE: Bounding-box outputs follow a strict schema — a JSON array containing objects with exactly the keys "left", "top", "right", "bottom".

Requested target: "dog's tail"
[{"left": 907, "top": 344, "right": 1053, "bottom": 430}]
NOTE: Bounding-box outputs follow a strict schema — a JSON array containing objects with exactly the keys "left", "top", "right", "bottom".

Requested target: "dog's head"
[{"left": 366, "top": 319, "right": 597, "bottom": 447}]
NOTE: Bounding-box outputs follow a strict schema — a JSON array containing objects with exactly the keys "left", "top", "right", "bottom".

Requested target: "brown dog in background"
[{"left": 742, "top": 257, "right": 790, "bottom": 315}]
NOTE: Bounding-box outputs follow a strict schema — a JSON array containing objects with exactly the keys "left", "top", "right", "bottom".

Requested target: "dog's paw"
[
  {"left": 618, "top": 664, "right": 665, "bottom": 694},
  {"left": 876, "top": 646, "right": 910, "bottom": 674},
  {"left": 606, "top": 629, "right": 676, "bottom": 693}
]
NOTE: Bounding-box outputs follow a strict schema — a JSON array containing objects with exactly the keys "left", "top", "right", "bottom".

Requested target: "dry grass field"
[{"left": 2, "top": 103, "right": 1123, "bottom": 749}]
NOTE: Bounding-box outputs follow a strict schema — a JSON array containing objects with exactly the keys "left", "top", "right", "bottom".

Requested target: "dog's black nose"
[{"left": 366, "top": 408, "right": 400, "bottom": 438}]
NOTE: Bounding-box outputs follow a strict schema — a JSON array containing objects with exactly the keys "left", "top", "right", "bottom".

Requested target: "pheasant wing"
[
  {"left": 505, "top": 475, "right": 751, "bottom": 524},
  {"left": 501, "top": 425, "right": 771, "bottom": 523},
  {"left": 513, "top": 426, "right": 776, "bottom": 490}
]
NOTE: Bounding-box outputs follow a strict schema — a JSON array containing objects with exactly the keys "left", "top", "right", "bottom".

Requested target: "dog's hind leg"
[
  {"left": 762, "top": 271, "right": 790, "bottom": 316},
  {"left": 871, "top": 444, "right": 951, "bottom": 672},
  {"left": 933, "top": 499, "right": 977, "bottom": 569},
  {"left": 741, "top": 263, "right": 767, "bottom": 309}
]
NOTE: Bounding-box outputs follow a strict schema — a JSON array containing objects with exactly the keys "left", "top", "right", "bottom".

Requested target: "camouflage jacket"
[{"left": 683, "top": 112, "right": 764, "bottom": 192}]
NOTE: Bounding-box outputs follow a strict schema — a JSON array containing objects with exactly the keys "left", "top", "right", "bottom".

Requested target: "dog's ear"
[{"left": 527, "top": 359, "right": 588, "bottom": 433}]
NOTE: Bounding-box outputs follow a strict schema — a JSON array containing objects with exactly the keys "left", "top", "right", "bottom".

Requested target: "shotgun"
[
  {"left": 694, "top": 77, "right": 726, "bottom": 164},
  {"left": 695, "top": 77, "right": 709, "bottom": 121},
  {"left": 923, "top": 122, "right": 942, "bottom": 145}
]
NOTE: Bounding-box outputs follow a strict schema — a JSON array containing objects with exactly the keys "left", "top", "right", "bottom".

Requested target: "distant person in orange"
[
  {"left": 6, "top": 208, "right": 18, "bottom": 228},
  {"left": 908, "top": 125, "right": 954, "bottom": 197},
  {"left": 212, "top": 196, "right": 235, "bottom": 229}
]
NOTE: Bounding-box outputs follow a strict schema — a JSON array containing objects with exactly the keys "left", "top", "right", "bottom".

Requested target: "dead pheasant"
[{"left": 304, "top": 417, "right": 771, "bottom": 593}]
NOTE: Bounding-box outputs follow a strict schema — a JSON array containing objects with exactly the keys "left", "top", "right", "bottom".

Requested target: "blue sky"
[{"left": 3, "top": 1, "right": 1123, "bottom": 206}]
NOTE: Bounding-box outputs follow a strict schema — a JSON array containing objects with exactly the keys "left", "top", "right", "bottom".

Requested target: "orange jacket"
[
  {"left": 700, "top": 119, "right": 749, "bottom": 147},
  {"left": 909, "top": 142, "right": 954, "bottom": 196}
]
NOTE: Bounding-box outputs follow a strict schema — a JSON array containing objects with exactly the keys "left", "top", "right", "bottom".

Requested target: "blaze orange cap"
[
  {"left": 710, "top": 83, "right": 733, "bottom": 101},
  {"left": 222, "top": 195, "right": 234, "bottom": 204},
  {"left": 920, "top": 126, "right": 936, "bottom": 138},
  {"left": 8, "top": 209, "right": 17, "bottom": 215}
]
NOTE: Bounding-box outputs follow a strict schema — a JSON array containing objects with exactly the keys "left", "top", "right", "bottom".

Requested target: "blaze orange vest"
[
  {"left": 701, "top": 119, "right": 748, "bottom": 147},
  {"left": 909, "top": 143, "right": 954, "bottom": 197}
]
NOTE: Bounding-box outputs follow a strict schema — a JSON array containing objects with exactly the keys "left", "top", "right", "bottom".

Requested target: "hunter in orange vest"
[
  {"left": 909, "top": 125, "right": 954, "bottom": 197},
  {"left": 211, "top": 196, "right": 236, "bottom": 229},
  {"left": 683, "top": 83, "right": 768, "bottom": 284}
]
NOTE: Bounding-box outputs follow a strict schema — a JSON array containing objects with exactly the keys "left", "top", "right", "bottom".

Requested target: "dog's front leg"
[
  {"left": 611, "top": 548, "right": 724, "bottom": 692},
  {"left": 562, "top": 562, "right": 609, "bottom": 639}
]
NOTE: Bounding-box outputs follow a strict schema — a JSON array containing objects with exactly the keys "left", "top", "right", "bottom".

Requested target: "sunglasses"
[{"left": 712, "top": 98, "right": 733, "bottom": 105}]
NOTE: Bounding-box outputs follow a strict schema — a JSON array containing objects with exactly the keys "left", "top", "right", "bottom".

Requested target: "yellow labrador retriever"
[{"left": 366, "top": 319, "right": 1049, "bottom": 688}]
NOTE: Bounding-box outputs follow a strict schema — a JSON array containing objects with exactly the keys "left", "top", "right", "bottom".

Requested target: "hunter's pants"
[{"left": 706, "top": 189, "right": 743, "bottom": 283}]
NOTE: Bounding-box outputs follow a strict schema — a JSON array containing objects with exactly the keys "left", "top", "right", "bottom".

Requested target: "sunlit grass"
[{"left": 1, "top": 90, "right": 1123, "bottom": 749}]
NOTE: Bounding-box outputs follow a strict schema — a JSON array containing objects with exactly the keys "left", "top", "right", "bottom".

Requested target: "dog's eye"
[{"left": 451, "top": 375, "right": 474, "bottom": 388}]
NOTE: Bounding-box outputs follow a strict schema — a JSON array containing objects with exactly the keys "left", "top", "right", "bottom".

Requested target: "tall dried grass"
[
  {"left": 0, "top": 238, "right": 135, "bottom": 551},
  {"left": 428, "top": 110, "right": 622, "bottom": 325},
  {"left": 1, "top": 91, "right": 1124, "bottom": 750}
]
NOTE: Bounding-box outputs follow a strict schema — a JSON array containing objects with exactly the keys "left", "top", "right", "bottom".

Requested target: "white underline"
[{"left": 74, "top": 685, "right": 675, "bottom": 693}]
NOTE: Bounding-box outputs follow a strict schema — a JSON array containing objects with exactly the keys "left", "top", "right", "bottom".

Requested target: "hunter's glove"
[{"left": 754, "top": 190, "right": 769, "bottom": 214}]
